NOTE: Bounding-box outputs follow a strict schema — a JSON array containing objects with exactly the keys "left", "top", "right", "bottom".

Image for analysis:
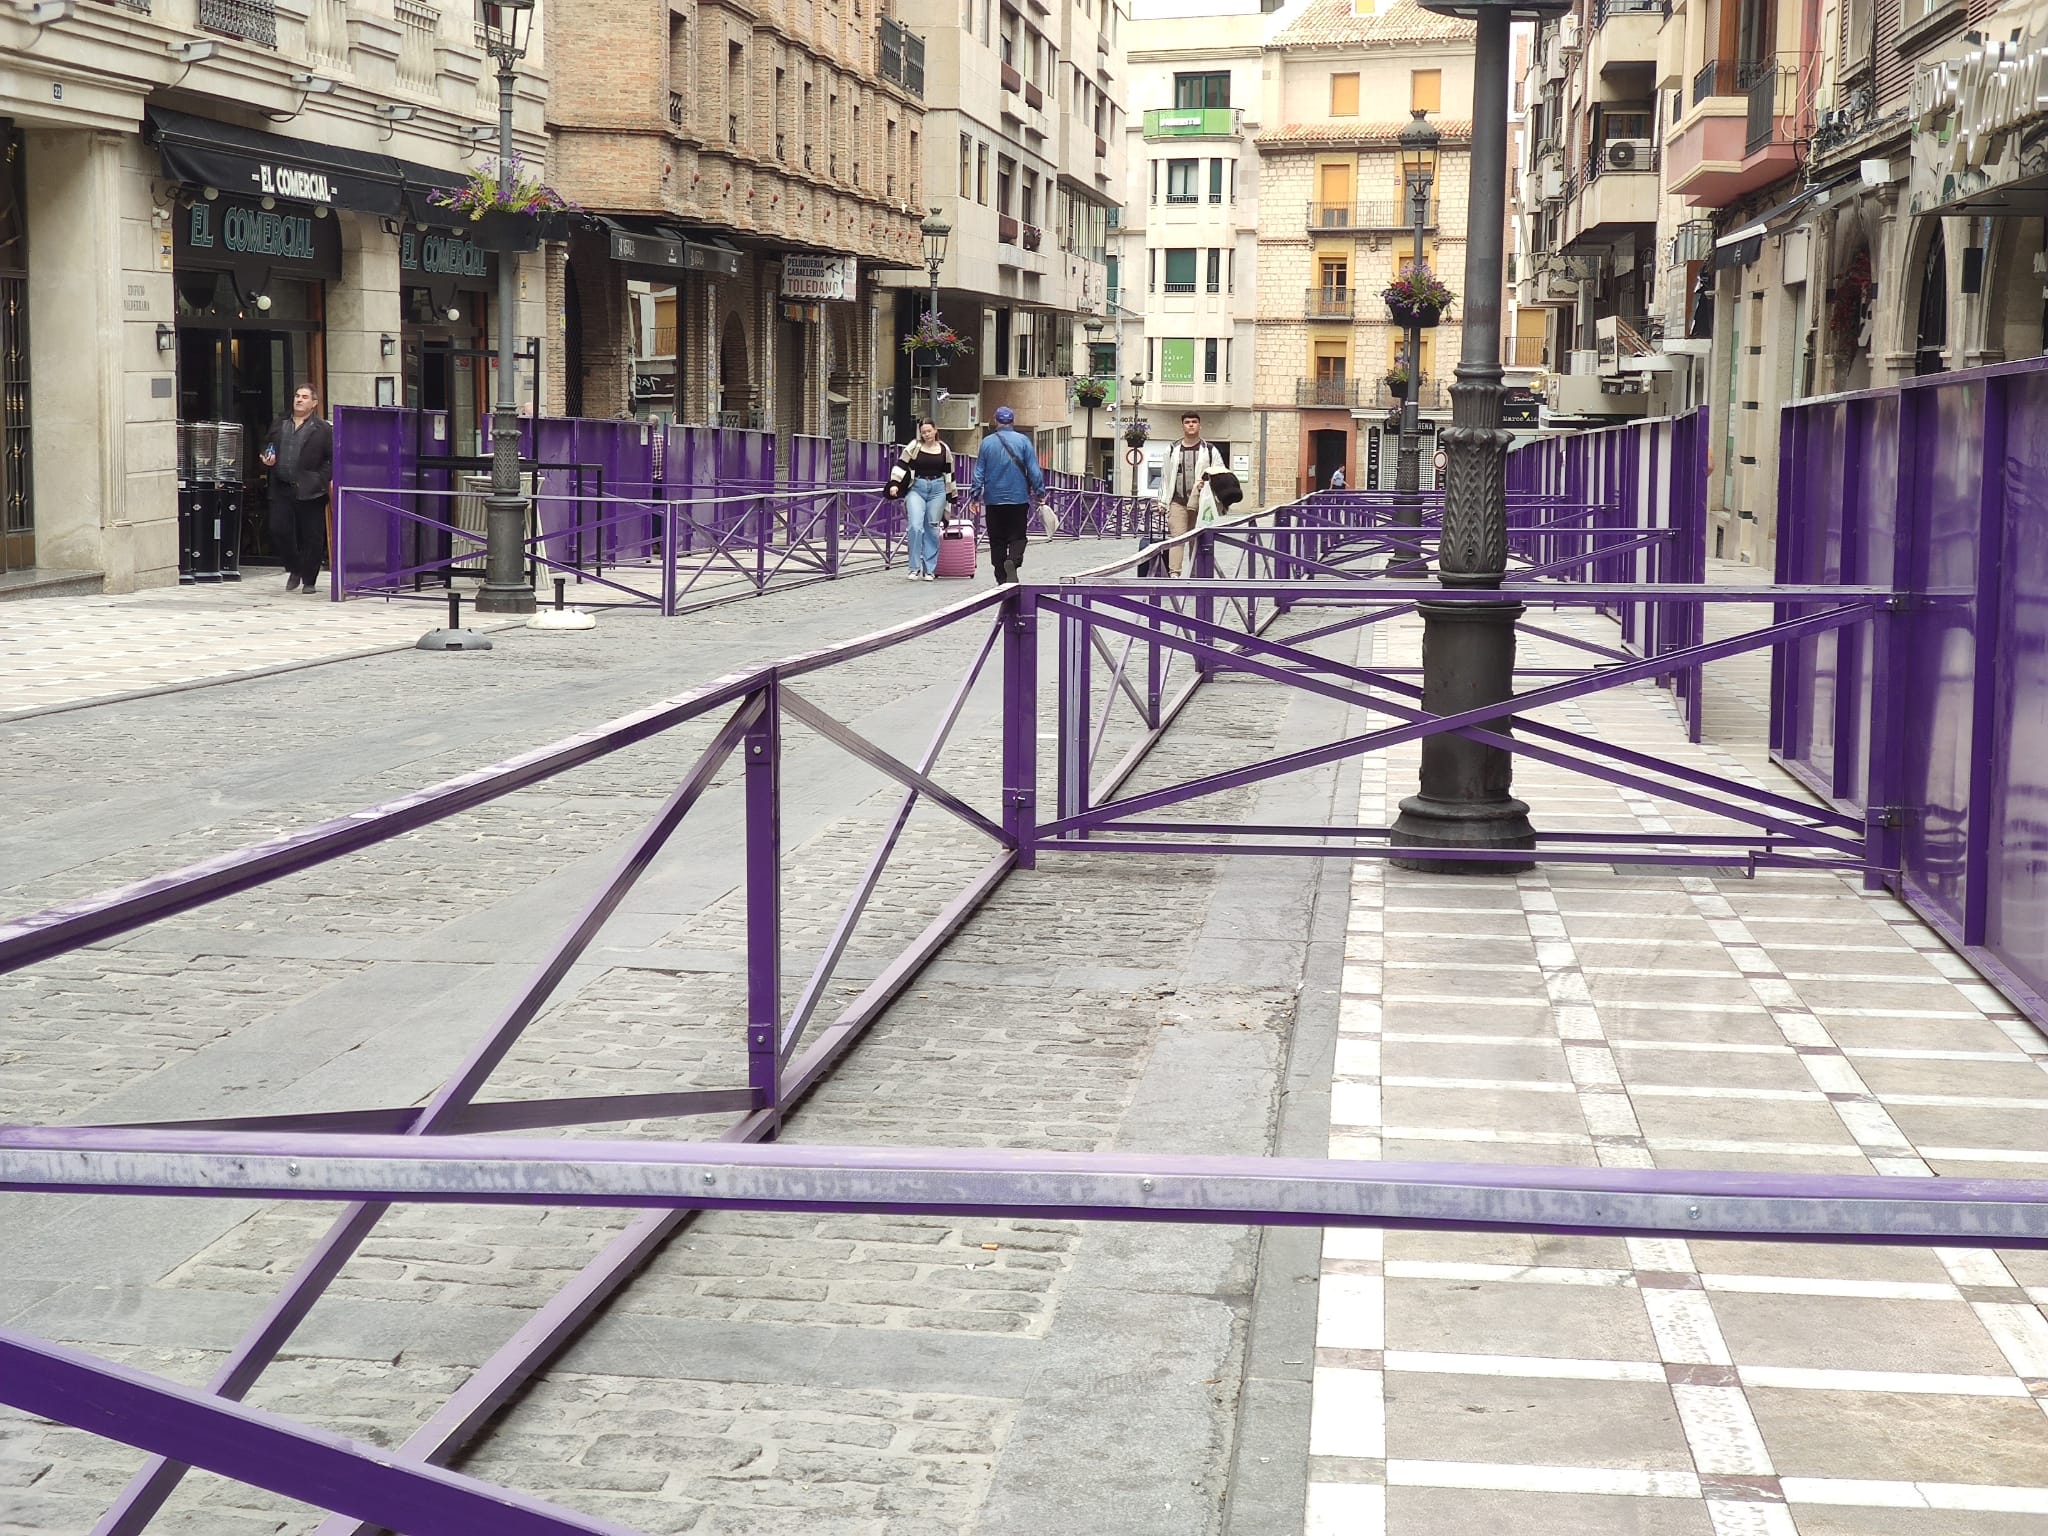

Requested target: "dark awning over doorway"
[
  {"left": 146, "top": 108, "right": 485, "bottom": 225},
  {"left": 598, "top": 216, "right": 744, "bottom": 279}
]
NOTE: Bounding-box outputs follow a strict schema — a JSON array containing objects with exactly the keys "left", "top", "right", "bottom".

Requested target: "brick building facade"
[{"left": 546, "top": 0, "right": 927, "bottom": 449}]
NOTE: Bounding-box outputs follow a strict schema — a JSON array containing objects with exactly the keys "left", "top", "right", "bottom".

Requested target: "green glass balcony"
[{"left": 1143, "top": 107, "right": 1238, "bottom": 140}]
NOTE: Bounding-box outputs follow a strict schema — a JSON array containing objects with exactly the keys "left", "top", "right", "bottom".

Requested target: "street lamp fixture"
[
  {"left": 473, "top": 0, "right": 538, "bottom": 616},
  {"left": 1081, "top": 316, "right": 1106, "bottom": 480},
  {"left": 1393, "top": 108, "right": 1440, "bottom": 530},
  {"left": 1126, "top": 372, "right": 1148, "bottom": 500},
  {"left": 920, "top": 209, "right": 952, "bottom": 433},
  {"left": 1391, "top": 0, "right": 1568, "bottom": 873}
]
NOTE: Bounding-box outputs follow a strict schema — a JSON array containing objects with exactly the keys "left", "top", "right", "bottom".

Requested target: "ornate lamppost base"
[{"left": 1389, "top": 598, "right": 1535, "bottom": 874}]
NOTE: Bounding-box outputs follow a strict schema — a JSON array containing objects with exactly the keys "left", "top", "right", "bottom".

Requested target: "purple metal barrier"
[
  {"left": 0, "top": 462, "right": 1963, "bottom": 1535},
  {"left": 1776, "top": 357, "right": 2048, "bottom": 1021}
]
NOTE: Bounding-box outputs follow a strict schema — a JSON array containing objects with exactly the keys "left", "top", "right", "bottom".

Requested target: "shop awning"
[
  {"left": 600, "top": 216, "right": 744, "bottom": 279},
  {"left": 146, "top": 108, "right": 496, "bottom": 226},
  {"left": 1712, "top": 173, "right": 1858, "bottom": 268}
]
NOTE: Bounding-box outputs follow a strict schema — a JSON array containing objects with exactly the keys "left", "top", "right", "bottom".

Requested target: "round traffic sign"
[
  {"left": 1125, "top": 446, "right": 1144, "bottom": 466},
  {"left": 1433, "top": 450, "right": 1448, "bottom": 470}
]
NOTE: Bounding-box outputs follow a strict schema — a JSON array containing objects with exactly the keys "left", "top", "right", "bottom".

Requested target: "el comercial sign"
[
  {"left": 1912, "top": 5, "right": 2048, "bottom": 172},
  {"left": 177, "top": 194, "right": 342, "bottom": 280}
]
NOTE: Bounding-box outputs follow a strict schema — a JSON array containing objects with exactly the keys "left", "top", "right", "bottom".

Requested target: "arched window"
[{"left": 1914, "top": 225, "right": 1948, "bottom": 377}]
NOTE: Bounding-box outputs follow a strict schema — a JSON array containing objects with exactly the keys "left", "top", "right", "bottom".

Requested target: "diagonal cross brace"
[
  {"left": 90, "top": 697, "right": 764, "bottom": 1536},
  {"left": 778, "top": 687, "right": 1007, "bottom": 845},
  {"left": 1035, "top": 593, "right": 1871, "bottom": 854}
]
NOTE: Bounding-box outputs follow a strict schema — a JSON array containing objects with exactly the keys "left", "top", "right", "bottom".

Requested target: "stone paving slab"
[{"left": 1304, "top": 563, "right": 2048, "bottom": 1536}]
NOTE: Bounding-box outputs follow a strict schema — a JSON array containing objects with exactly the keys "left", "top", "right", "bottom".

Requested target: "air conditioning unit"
[
  {"left": 1541, "top": 165, "right": 1565, "bottom": 200},
  {"left": 938, "top": 394, "right": 980, "bottom": 431},
  {"left": 1558, "top": 14, "right": 1581, "bottom": 50},
  {"left": 1604, "top": 138, "right": 1653, "bottom": 172}
]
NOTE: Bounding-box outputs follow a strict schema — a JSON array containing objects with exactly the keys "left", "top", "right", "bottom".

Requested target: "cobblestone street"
[{"left": 4, "top": 552, "right": 2047, "bottom": 1536}]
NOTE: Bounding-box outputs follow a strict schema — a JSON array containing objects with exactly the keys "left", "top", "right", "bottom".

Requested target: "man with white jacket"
[{"left": 1156, "top": 412, "right": 1228, "bottom": 576}]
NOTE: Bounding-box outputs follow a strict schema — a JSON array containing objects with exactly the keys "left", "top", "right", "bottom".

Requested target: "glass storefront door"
[{"left": 175, "top": 274, "right": 325, "bottom": 564}]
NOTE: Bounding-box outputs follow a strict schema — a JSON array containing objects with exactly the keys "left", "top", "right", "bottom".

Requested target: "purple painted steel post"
[
  {"left": 1962, "top": 374, "right": 2009, "bottom": 948},
  {"left": 744, "top": 682, "right": 783, "bottom": 1128},
  {"left": 827, "top": 489, "right": 842, "bottom": 576},
  {"left": 1002, "top": 588, "right": 1040, "bottom": 869},
  {"left": 1057, "top": 590, "right": 1092, "bottom": 830},
  {"left": 1193, "top": 528, "right": 1218, "bottom": 681}
]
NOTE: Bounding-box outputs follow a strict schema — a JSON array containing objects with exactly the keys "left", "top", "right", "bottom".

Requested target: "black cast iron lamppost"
[
  {"left": 920, "top": 208, "right": 950, "bottom": 430},
  {"left": 1127, "top": 371, "right": 1147, "bottom": 500},
  {"left": 1391, "top": 0, "right": 1567, "bottom": 873},
  {"left": 474, "top": 0, "right": 537, "bottom": 616},
  {"left": 1394, "top": 109, "right": 1438, "bottom": 524}
]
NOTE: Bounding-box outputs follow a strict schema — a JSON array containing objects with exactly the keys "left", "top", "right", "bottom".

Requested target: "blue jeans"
[{"left": 905, "top": 477, "right": 947, "bottom": 573}]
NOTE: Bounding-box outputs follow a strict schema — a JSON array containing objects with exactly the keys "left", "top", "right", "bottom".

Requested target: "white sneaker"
[
  {"left": 908, "top": 569, "right": 922, "bottom": 580},
  {"left": 924, "top": 571, "right": 937, "bottom": 581}
]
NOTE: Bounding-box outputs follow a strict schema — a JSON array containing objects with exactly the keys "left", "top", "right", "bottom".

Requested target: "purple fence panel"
[
  {"left": 333, "top": 407, "right": 409, "bottom": 597},
  {"left": 1898, "top": 379, "right": 1988, "bottom": 933},
  {"left": 1776, "top": 355, "right": 2048, "bottom": 1024},
  {"left": 1989, "top": 368, "right": 2048, "bottom": 1004}
]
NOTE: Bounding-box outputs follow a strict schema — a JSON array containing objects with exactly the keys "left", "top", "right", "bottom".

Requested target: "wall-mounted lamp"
[
  {"left": 375, "top": 103, "right": 418, "bottom": 122},
  {"left": 380, "top": 217, "right": 402, "bottom": 236},
  {"left": 380, "top": 334, "right": 397, "bottom": 358},
  {"left": 169, "top": 37, "right": 220, "bottom": 62},
  {"left": 253, "top": 294, "right": 273, "bottom": 312},
  {"left": 287, "top": 73, "right": 338, "bottom": 94},
  {"left": 459, "top": 125, "right": 495, "bottom": 141},
  {"left": 155, "top": 323, "right": 176, "bottom": 354},
  {"left": 201, "top": 185, "right": 218, "bottom": 201},
  {"left": 27, "top": 1, "right": 76, "bottom": 24},
  {"left": 444, "top": 306, "right": 461, "bottom": 322},
  {"left": 260, "top": 195, "right": 275, "bottom": 210}
]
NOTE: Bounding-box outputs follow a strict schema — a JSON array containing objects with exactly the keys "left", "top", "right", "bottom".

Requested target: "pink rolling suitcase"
[{"left": 936, "top": 512, "right": 979, "bottom": 579}]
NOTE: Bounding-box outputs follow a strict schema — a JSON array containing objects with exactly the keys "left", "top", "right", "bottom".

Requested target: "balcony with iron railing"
[
  {"left": 669, "top": 91, "right": 684, "bottom": 129},
  {"left": 1692, "top": 58, "right": 1741, "bottom": 105},
  {"left": 878, "top": 15, "right": 926, "bottom": 96},
  {"left": 1307, "top": 200, "right": 1442, "bottom": 234},
  {"left": 1305, "top": 287, "right": 1355, "bottom": 320},
  {"left": 1742, "top": 58, "right": 1798, "bottom": 153},
  {"left": 198, "top": 0, "right": 277, "bottom": 48},
  {"left": 1593, "top": 0, "right": 1668, "bottom": 21},
  {"left": 1296, "top": 377, "right": 1364, "bottom": 408},
  {"left": 1670, "top": 54, "right": 1800, "bottom": 204},
  {"left": 1508, "top": 333, "right": 1549, "bottom": 368}
]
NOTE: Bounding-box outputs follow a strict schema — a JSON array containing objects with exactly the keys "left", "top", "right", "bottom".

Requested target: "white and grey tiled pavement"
[{"left": 1305, "top": 574, "right": 2048, "bottom": 1535}]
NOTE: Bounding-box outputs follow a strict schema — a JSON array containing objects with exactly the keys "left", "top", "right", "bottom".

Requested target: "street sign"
[
  {"left": 1433, "top": 450, "right": 1447, "bottom": 470},
  {"left": 1126, "top": 446, "right": 1144, "bottom": 466}
]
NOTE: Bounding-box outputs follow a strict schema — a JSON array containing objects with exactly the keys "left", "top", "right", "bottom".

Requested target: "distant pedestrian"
[
  {"left": 1329, "top": 466, "right": 1346, "bottom": 490},
  {"left": 894, "top": 418, "right": 955, "bottom": 581},
  {"left": 1157, "top": 412, "right": 1227, "bottom": 576},
  {"left": 970, "top": 406, "right": 1045, "bottom": 585},
  {"left": 261, "top": 385, "right": 333, "bottom": 596}
]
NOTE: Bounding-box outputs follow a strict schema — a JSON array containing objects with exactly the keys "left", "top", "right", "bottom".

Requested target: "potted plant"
[
  {"left": 1383, "top": 363, "right": 1412, "bottom": 400},
  {"left": 1123, "top": 417, "right": 1151, "bottom": 448},
  {"left": 429, "top": 154, "right": 577, "bottom": 251},
  {"left": 1383, "top": 261, "right": 1456, "bottom": 328},
  {"left": 901, "top": 312, "right": 974, "bottom": 365},
  {"left": 1072, "top": 377, "right": 1109, "bottom": 409}
]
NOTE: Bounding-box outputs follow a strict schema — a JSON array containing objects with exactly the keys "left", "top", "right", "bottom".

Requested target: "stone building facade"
[{"left": 0, "top": 0, "right": 549, "bottom": 592}]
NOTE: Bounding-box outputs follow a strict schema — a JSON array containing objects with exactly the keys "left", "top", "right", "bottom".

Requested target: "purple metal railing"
[
  {"left": 1775, "top": 355, "right": 2048, "bottom": 1024},
  {"left": 4, "top": 448, "right": 1925, "bottom": 1536}
]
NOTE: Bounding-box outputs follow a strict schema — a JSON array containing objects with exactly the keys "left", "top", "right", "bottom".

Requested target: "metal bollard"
[
  {"left": 448, "top": 590, "right": 461, "bottom": 633},
  {"left": 554, "top": 577, "right": 566, "bottom": 611}
]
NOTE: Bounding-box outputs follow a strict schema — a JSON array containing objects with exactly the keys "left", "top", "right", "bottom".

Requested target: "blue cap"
[{"left": 993, "top": 406, "right": 1016, "bottom": 425}]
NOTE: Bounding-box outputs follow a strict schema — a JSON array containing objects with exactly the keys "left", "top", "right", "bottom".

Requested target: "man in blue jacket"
[{"left": 969, "top": 406, "right": 1046, "bottom": 585}]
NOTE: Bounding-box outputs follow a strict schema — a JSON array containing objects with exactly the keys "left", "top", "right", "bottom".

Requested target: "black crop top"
[{"left": 907, "top": 446, "right": 952, "bottom": 477}]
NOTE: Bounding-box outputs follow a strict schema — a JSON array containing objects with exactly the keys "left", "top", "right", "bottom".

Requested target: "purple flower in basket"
[
  {"left": 429, "top": 153, "right": 579, "bottom": 221},
  {"left": 1382, "top": 261, "right": 1456, "bottom": 326}
]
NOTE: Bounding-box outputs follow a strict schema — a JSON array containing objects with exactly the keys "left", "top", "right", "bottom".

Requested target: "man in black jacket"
[{"left": 261, "top": 385, "right": 334, "bottom": 595}]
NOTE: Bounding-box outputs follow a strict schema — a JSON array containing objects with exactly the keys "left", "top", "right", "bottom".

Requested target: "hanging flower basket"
[
  {"left": 1384, "top": 365, "right": 1411, "bottom": 400},
  {"left": 1072, "top": 377, "right": 1109, "bottom": 409},
  {"left": 1383, "top": 261, "right": 1456, "bottom": 329},
  {"left": 1123, "top": 418, "right": 1151, "bottom": 448},
  {"left": 428, "top": 155, "right": 576, "bottom": 250},
  {"left": 902, "top": 312, "right": 974, "bottom": 361}
]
